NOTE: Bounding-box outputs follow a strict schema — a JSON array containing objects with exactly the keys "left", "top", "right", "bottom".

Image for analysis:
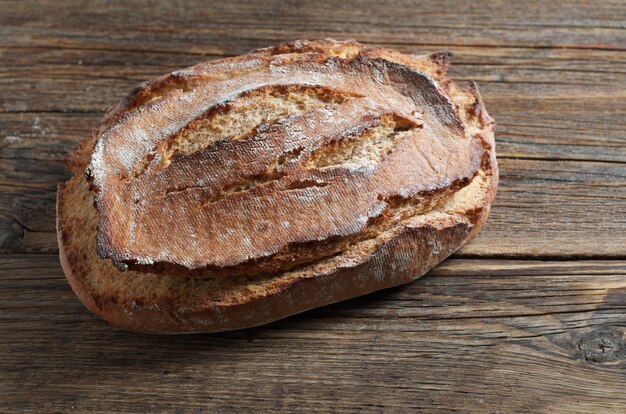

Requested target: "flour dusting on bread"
[{"left": 57, "top": 39, "right": 497, "bottom": 333}]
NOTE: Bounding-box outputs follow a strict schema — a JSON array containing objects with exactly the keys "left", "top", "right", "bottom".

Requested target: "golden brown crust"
[
  {"left": 57, "top": 176, "right": 494, "bottom": 334},
  {"left": 86, "top": 39, "right": 487, "bottom": 277},
  {"left": 57, "top": 39, "right": 498, "bottom": 334}
]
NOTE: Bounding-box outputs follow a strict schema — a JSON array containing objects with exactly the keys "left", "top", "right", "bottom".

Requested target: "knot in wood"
[{"left": 578, "top": 327, "right": 625, "bottom": 364}]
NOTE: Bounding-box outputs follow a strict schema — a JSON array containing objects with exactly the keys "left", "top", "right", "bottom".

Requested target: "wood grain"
[
  {"left": 2, "top": 46, "right": 625, "bottom": 162},
  {"left": 2, "top": 47, "right": 625, "bottom": 255},
  {"left": 2, "top": 0, "right": 625, "bottom": 52},
  {"left": 2, "top": 256, "right": 626, "bottom": 413},
  {"left": 1, "top": 0, "right": 625, "bottom": 412},
  {"left": 2, "top": 155, "right": 625, "bottom": 257}
]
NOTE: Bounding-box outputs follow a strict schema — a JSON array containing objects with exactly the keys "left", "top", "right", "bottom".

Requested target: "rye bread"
[{"left": 57, "top": 39, "right": 498, "bottom": 334}]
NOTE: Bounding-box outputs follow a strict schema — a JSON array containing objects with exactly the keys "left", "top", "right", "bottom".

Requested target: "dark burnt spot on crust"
[
  {"left": 364, "top": 57, "right": 464, "bottom": 133},
  {"left": 429, "top": 51, "right": 454, "bottom": 75},
  {"left": 285, "top": 179, "right": 330, "bottom": 190},
  {"left": 466, "top": 80, "right": 496, "bottom": 129},
  {"left": 127, "top": 73, "right": 194, "bottom": 108},
  {"left": 107, "top": 73, "right": 196, "bottom": 129}
]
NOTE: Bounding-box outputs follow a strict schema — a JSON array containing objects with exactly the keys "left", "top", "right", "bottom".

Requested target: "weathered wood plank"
[
  {"left": 2, "top": 103, "right": 624, "bottom": 165},
  {"left": 4, "top": 45, "right": 625, "bottom": 86},
  {"left": 2, "top": 255, "right": 626, "bottom": 413},
  {"left": 2, "top": 0, "right": 625, "bottom": 53},
  {"left": 1, "top": 44, "right": 625, "bottom": 256},
  {"left": 0, "top": 47, "right": 207, "bottom": 113},
  {"left": 3, "top": 46, "right": 626, "bottom": 114},
  {"left": 1, "top": 155, "right": 624, "bottom": 256},
  {"left": 2, "top": 99, "right": 625, "bottom": 166},
  {"left": 2, "top": 46, "right": 625, "bottom": 161},
  {"left": 460, "top": 158, "right": 626, "bottom": 258}
]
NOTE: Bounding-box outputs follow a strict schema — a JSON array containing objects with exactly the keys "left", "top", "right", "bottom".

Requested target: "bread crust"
[
  {"left": 57, "top": 39, "right": 498, "bottom": 334},
  {"left": 86, "top": 40, "right": 486, "bottom": 277},
  {"left": 57, "top": 184, "right": 494, "bottom": 334}
]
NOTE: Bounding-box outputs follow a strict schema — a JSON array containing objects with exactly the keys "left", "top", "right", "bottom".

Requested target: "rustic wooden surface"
[{"left": 1, "top": 1, "right": 625, "bottom": 412}]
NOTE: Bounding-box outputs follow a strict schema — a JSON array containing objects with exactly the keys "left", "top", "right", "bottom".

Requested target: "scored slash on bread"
[{"left": 57, "top": 39, "right": 498, "bottom": 334}]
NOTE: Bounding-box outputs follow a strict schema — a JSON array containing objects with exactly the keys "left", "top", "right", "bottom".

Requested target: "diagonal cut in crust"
[{"left": 57, "top": 39, "right": 498, "bottom": 333}]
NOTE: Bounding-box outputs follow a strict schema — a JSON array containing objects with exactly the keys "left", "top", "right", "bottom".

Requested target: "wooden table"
[{"left": 1, "top": 1, "right": 625, "bottom": 412}]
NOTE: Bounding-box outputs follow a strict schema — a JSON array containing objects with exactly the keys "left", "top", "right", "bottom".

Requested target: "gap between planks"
[{"left": 2, "top": 253, "right": 626, "bottom": 263}]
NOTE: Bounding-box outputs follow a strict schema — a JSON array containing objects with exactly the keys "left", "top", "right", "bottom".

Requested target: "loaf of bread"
[{"left": 57, "top": 39, "right": 498, "bottom": 333}]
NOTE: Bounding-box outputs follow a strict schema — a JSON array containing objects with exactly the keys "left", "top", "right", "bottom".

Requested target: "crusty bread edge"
[
  {"left": 58, "top": 199, "right": 489, "bottom": 334},
  {"left": 57, "top": 153, "right": 496, "bottom": 334},
  {"left": 57, "top": 39, "right": 499, "bottom": 334}
]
